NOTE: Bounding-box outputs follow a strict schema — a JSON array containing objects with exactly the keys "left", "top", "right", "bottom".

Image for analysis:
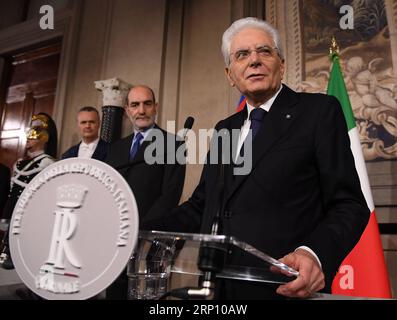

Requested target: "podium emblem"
[{"left": 10, "top": 158, "right": 139, "bottom": 299}]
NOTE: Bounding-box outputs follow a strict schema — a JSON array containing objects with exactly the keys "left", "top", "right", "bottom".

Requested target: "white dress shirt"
[
  {"left": 235, "top": 85, "right": 283, "bottom": 162},
  {"left": 132, "top": 126, "right": 154, "bottom": 146},
  {"left": 78, "top": 138, "right": 99, "bottom": 159}
]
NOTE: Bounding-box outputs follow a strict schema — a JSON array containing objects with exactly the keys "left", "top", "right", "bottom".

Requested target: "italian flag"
[{"left": 328, "top": 53, "right": 391, "bottom": 298}]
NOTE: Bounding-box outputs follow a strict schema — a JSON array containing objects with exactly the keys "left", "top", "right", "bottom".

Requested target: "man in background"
[
  {"left": 62, "top": 106, "right": 108, "bottom": 161},
  {"left": 105, "top": 85, "right": 186, "bottom": 299}
]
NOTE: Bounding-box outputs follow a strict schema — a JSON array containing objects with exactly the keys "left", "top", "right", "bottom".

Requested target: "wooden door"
[{"left": 0, "top": 43, "right": 61, "bottom": 169}]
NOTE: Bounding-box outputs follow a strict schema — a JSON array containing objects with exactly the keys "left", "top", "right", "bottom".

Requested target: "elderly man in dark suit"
[
  {"left": 143, "top": 17, "right": 369, "bottom": 299},
  {"left": 62, "top": 106, "right": 108, "bottom": 161}
]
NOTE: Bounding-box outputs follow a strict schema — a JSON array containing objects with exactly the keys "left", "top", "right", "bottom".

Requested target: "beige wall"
[
  {"left": 7, "top": 0, "right": 267, "bottom": 201},
  {"left": 61, "top": 0, "right": 115, "bottom": 149},
  {"left": 0, "top": 0, "right": 245, "bottom": 199},
  {"left": 174, "top": 0, "right": 234, "bottom": 200},
  {"left": 57, "top": 0, "right": 247, "bottom": 201}
]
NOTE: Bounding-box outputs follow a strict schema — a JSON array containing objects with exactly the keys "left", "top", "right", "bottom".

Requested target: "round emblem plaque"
[{"left": 9, "top": 158, "right": 139, "bottom": 300}]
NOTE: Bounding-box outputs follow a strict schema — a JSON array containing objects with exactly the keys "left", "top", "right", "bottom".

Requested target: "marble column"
[{"left": 95, "top": 78, "right": 132, "bottom": 143}]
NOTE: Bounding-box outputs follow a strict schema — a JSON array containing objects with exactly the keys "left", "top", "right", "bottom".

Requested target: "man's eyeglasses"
[{"left": 230, "top": 45, "right": 279, "bottom": 63}]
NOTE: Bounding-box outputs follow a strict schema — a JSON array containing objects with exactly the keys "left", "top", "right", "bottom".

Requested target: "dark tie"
[
  {"left": 129, "top": 132, "right": 144, "bottom": 160},
  {"left": 249, "top": 107, "right": 267, "bottom": 139},
  {"left": 238, "top": 108, "right": 267, "bottom": 159}
]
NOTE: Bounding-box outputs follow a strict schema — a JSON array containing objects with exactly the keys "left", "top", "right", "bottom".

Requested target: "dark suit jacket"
[
  {"left": 145, "top": 85, "right": 370, "bottom": 297},
  {"left": 0, "top": 163, "right": 10, "bottom": 219},
  {"left": 61, "top": 139, "right": 109, "bottom": 161},
  {"left": 105, "top": 125, "right": 186, "bottom": 225}
]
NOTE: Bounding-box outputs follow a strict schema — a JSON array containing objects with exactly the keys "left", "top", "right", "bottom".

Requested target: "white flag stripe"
[{"left": 348, "top": 127, "right": 375, "bottom": 212}]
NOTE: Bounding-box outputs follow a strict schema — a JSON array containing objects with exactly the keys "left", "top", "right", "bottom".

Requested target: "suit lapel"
[
  {"left": 123, "top": 134, "right": 134, "bottom": 164},
  {"left": 226, "top": 85, "right": 300, "bottom": 202},
  {"left": 72, "top": 143, "right": 80, "bottom": 157},
  {"left": 92, "top": 140, "right": 101, "bottom": 159},
  {"left": 132, "top": 140, "right": 151, "bottom": 163},
  {"left": 230, "top": 107, "right": 248, "bottom": 159}
]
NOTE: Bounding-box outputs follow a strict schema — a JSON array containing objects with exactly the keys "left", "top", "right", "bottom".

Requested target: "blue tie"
[
  {"left": 130, "top": 132, "right": 144, "bottom": 161},
  {"left": 239, "top": 108, "right": 267, "bottom": 159},
  {"left": 249, "top": 107, "right": 267, "bottom": 139}
]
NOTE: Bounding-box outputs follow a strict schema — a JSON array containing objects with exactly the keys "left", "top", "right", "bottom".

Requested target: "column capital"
[{"left": 94, "top": 78, "right": 132, "bottom": 106}]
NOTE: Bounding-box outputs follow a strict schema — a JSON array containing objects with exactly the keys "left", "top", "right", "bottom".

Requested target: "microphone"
[{"left": 180, "top": 116, "right": 194, "bottom": 140}]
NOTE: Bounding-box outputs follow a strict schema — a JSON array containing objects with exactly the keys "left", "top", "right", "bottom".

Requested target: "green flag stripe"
[{"left": 327, "top": 55, "right": 356, "bottom": 131}]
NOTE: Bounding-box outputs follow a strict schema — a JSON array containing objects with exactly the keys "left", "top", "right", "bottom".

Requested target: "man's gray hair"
[{"left": 221, "top": 17, "right": 284, "bottom": 66}]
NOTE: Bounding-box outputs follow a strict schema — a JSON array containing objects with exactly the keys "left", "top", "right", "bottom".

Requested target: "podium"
[{"left": 127, "top": 230, "right": 299, "bottom": 300}]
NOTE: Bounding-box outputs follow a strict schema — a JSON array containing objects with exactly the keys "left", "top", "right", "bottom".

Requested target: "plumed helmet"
[{"left": 26, "top": 113, "right": 58, "bottom": 158}]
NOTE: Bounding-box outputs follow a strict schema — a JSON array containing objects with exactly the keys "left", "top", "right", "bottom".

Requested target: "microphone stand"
[
  {"left": 162, "top": 147, "right": 228, "bottom": 300},
  {"left": 194, "top": 162, "right": 228, "bottom": 299}
]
